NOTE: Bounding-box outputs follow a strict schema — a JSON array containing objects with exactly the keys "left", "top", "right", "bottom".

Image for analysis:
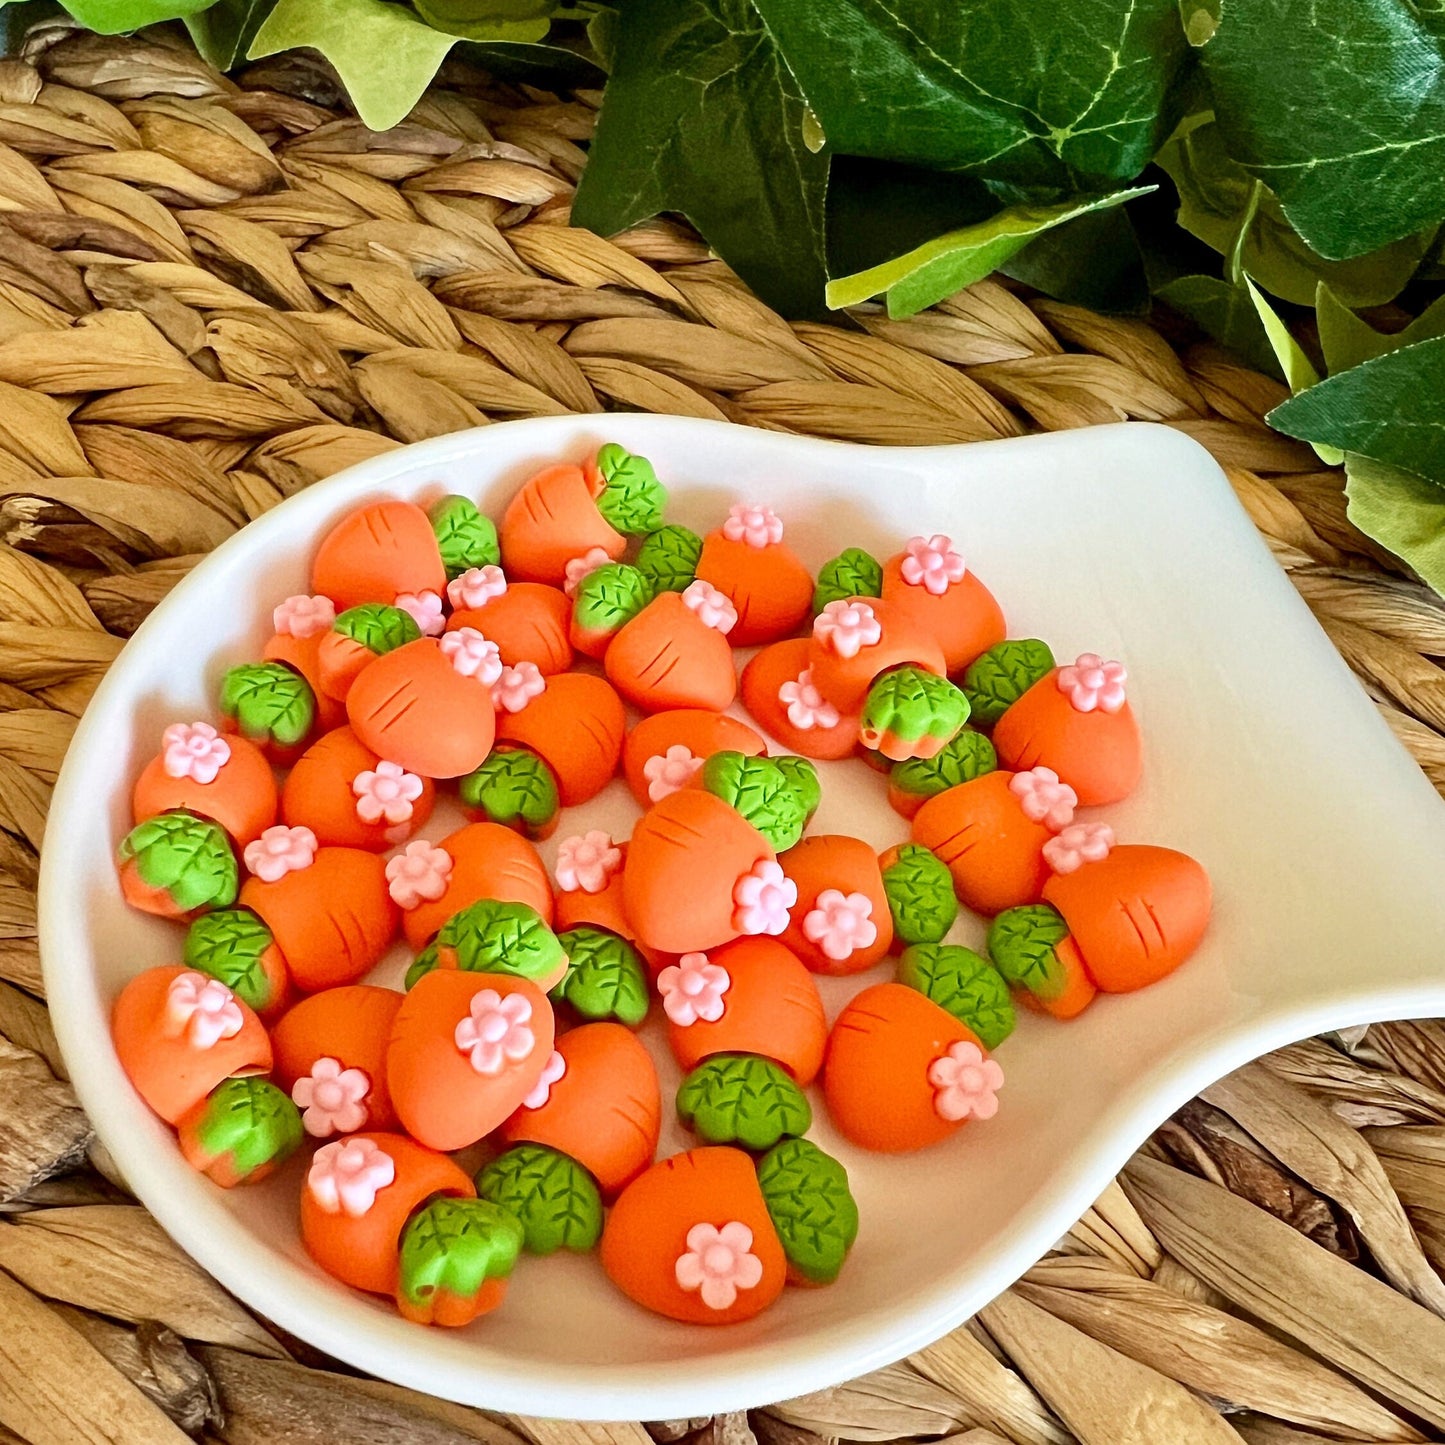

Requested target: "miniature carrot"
[
  {"left": 393, "top": 1195, "right": 524, "bottom": 1326},
  {"left": 960, "top": 638, "right": 1056, "bottom": 728},
  {"left": 219, "top": 661, "right": 318, "bottom": 766},
  {"left": 498, "top": 1022, "right": 662, "bottom": 1195},
  {"left": 895, "top": 943, "right": 1015, "bottom": 1049},
  {"left": 622, "top": 708, "right": 766, "bottom": 809},
  {"left": 111, "top": 964, "right": 271, "bottom": 1125},
  {"left": 176, "top": 1077, "right": 303, "bottom": 1188},
  {"left": 386, "top": 970, "right": 555, "bottom": 1151},
  {"left": 446, "top": 567, "right": 573, "bottom": 675},
  {"left": 495, "top": 669, "right": 625, "bottom": 806},
  {"left": 877, "top": 842, "right": 959, "bottom": 951},
  {"left": 316, "top": 604, "right": 421, "bottom": 702},
  {"left": 299, "top": 1131, "right": 473, "bottom": 1296},
  {"left": 271, "top": 984, "right": 405, "bottom": 1134},
  {"left": 476, "top": 1142, "right": 604, "bottom": 1255},
  {"left": 806, "top": 596, "right": 946, "bottom": 715},
  {"left": 568, "top": 561, "right": 654, "bottom": 660},
  {"left": 347, "top": 631, "right": 500, "bottom": 779},
  {"left": 739, "top": 638, "right": 860, "bottom": 761},
  {"left": 777, "top": 834, "right": 893, "bottom": 975},
  {"left": 910, "top": 766, "right": 1078, "bottom": 915},
  {"left": 310, "top": 499, "right": 446, "bottom": 611},
  {"left": 457, "top": 745, "right": 560, "bottom": 840},
  {"left": 992, "top": 652, "right": 1142, "bottom": 806},
  {"left": 282, "top": 725, "right": 435, "bottom": 851},
  {"left": 694, "top": 505, "right": 814, "bottom": 646},
  {"left": 182, "top": 907, "right": 291, "bottom": 1021},
  {"left": 264, "top": 593, "right": 346, "bottom": 734},
  {"left": 823, "top": 982, "right": 1003, "bottom": 1153},
  {"left": 986, "top": 905, "right": 1096, "bottom": 1020},
  {"left": 857, "top": 665, "right": 971, "bottom": 762},
  {"left": 132, "top": 721, "right": 277, "bottom": 848},
  {"left": 600, "top": 1146, "right": 787, "bottom": 1324},
  {"left": 238, "top": 827, "right": 398, "bottom": 991},
  {"left": 550, "top": 831, "right": 629, "bottom": 937},
  {"left": 878, "top": 535, "right": 1005, "bottom": 673},
  {"left": 117, "top": 809, "right": 238, "bottom": 920},
  {"left": 431, "top": 898, "right": 569, "bottom": 992},
  {"left": 886, "top": 727, "right": 997, "bottom": 819},
  {"left": 500, "top": 443, "right": 665, "bottom": 584},
  {"left": 660, "top": 936, "right": 828, "bottom": 1085}
]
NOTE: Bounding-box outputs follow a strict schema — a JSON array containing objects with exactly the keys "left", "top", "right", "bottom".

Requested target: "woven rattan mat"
[{"left": 0, "top": 25, "right": 1443, "bottom": 1445}]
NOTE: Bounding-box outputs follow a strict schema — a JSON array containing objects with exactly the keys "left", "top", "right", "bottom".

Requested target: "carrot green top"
[
  {"left": 896, "top": 943, "right": 1015, "bottom": 1049},
  {"left": 593, "top": 443, "right": 667, "bottom": 534},
  {"left": 812, "top": 547, "right": 882, "bottom": 613},
  {"left": 676, "top": 1054, "right": 812, "bottom": 1151},
  {"left": 963, "top": 638, "right": 1056, "bottom": 727},
  {"left": 987, "top": 903, "right": 1072, "bottom": 1003},
  {"left": 634, "top": 524, "right": 702, "bottom": 594},
  {"left": 757, "top": 1138, "right": 859, "bottom": 1285},
  {"left": 861, "top": 666, "right": 970, "bottom": 747},
  {"left": 396, "top": 1196, "right": 525, "bottom": 1305},
  {"left": 182, "top": 907, "right": 278, "bottom": 1013},
  {"left": 429, "top": 494, "right": 500, "bottom": 579},
  {"left": 119, "top": 810, "right": 238, "bottom": 912},
  {"left": 332, "top": 602, "right": 421, "bottom": 654},
  {"left": 701, "top": 751, "right": 807, "bottom": 851},
  {"left": 890, "top": 727, "right": 997, "bottom": 802},
  {"left": 572, "top": 562, "right": 653, "bottom": 639},
  {"left": 475, "top": 1143, "right": 603, "bottom": 1255},
  {"left": 189, "top": 1077, "right": 303, "bottom": 1179},
  {"left": 458, "top": 747, "right": 559, "bottom": 834},
  {"left": 218, "top": 661, "right": 315, "bottom": 748},
  {"left": 438, "top": 899, "right": 565, "bottom": 984},
  {"left": 552, "top": 927, "right": 649, "bottom": 1028},
  {"left": 881, "top": 843, "right": 958, "bottom": 947}
]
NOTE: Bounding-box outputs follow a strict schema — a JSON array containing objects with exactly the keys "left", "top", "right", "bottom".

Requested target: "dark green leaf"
[
  {"left": 1153, "top": 273, "right": 1283, "bottom": 380},
  {"left": 987, "top": 903, "right": 1070, "bottom": 1002},
  {"left": 756, "top": 1137, "right": 858, "bottom": 1285},
  {"left": 676, "top": 1053, "right": 811, "bottom": 1150},
  {"left": 896, "top": 943, "right": 1015, "bottom": 1049},
  {"left": 890, "top": 727, "right": 996, "bottom": 802},
  {"left": 430, "top": 494, "right": 500, "bottom": 579},
  {"left": 183, "top": 908, "right": 276, "bottom": 1013},
  {"left": 331, "top": 603, "right": 421, "bottom": 654},
  {"left": 571, "top": 0, "right": 829, "bottom": 319},
  {"left": 963, "top": 639, "right": 1055, "bottom": 729},
  {"left": 218, "top": 662, "right": 315, "bottom": 748},
  {"left": 1345, "top": 453, "right": 1445, "bottom": 599},
  {"left": 459, "top": 35, "right": 606, "bottom": 86},
  {"left": 552, "top": 926, "right": 649, "bottom": 1027},
  {"left": 1000, "top": 202, "right": 1150, "bottom": 313},
  {"left": 119, "top": 811, "right": 238, "bottom": 913},
  {"left": 397, "top": 1197, "right": 524, "bottom": 1306},
  {"left": 185, "top": 0, "right": 276, "bottom": 67},
  {"left": 476, "top": 1143, "right": 602, "bottom": 1254},
  {"left": 192, "top": 1077, "right": 302, "bottom": 1179},
  {"left": 457, "top": 747, "right": 559, "bottom": 834},
  {"left": 701, "top": 751, "right": 804, "bottom": 851},
  {"left": 439, "top": 899, "right": 566, "bottom": 982},
  {"left": 880, "top": 842, "right": 958, "bottom": 947},
  {"left": 634, "top": 525, "right": 701, "bottom": 594},
  {"left": 812, "top": 547, "right": 882, "bottom": 613}
]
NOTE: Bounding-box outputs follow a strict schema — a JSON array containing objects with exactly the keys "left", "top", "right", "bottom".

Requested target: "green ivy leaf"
[
  {"left": 988, "top": 904, "right": 1070, "bottom": 1003},
  {"left": 397, "top": 1197, "right": 524, "bottom": 1307},
  {"left": 572, "top": 562, "right": 651, "bottom": 639},
  {"left": 439, "top": 898, "right": 566, "bottom": 983},
  {"left": 813, "top": 547, "right": 882, "bottom": 612},
  {"left": 1344, "top": 454, "right": 1445, "bottom": 599},
  {"left": 457, "top": 747, "right": 559, "bottom": 835},
  {"left": 218, "top": 662, "right": 315, "bottom": 748},
  {"left": 1153, "top": 274, "right": 1283, "bottom": 380},
  {"left": 182, "top": 908, "right": 277, "bottom": 1013},
  {"left": 185, "top": 0, "right": 275, "bottom": 67},
  {"left": 475, "top": 1142, "right": 602, "bottom": 1254},
  {"left": 552, "top": 926, "right": 649, "bottom": 1027},
  {"left": 860, "top": 666, "right": 970, "bottom": 749},
  {"left": 880, "top": 843, "right": 958, "bottom": 948},
  {"left": 49, "top": 0, "right": 213, "bottom": 30},
  {"left": 571, "top": 0, "right": 830, "bottom": 319},
  {"left": 756, "top": 1137, "right": 858, "bottom": 1285},
  {"left": 430, "top": 494, "right": 500, "bottom": 579},
  {"left": 962, "top": 639, "right": 1055, "bottom": 729},
  {"left": 634, "top": 525, "right": 701, "bottom": 594},
  {"left": 119, "top": 811, "right": 238, "bottom": 913},
  {"left": 593, "top": 443, "right": 666, "bottom": 533},
  {"left": 676, "top": 1053, "right": 811, "bottom": 1151},
  {"left": 1000, "top": 203, "right": 1150, "bottom": 314},
  {"left": 1316, "top": 285, "right": 1445, "bottom": 376},
  {"left": 890, "top": 727, "right": 997, "bottom": 803},
  {"left": 192, "top": 1077, "right": 302, "bottom": 1180},
  {"left": 701, "top": 751, "right": 804, "bottom": 852},
  {"left": 414, "top": 0, "right": 560, "bottom": 36},
  {"left": 331, "top": 603, "right": 421, "bottom": 654},
  {"left": 896, "top": 943, "right": 1015, "bottom": 1049}
]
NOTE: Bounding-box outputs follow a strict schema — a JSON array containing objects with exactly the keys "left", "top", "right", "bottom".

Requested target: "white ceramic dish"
[{"left": 40, "top": 416, "right": 1445, "bottom": 1419}]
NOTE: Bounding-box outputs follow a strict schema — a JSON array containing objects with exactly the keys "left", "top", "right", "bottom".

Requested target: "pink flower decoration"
[
  {"left": 352, "top": 759, "right": 424, "bottom": 826},
  {"left": 777, "top": 669, "right": 839, "bottom": 731},
  {"left": 272, "top": 593, "right": 335, "bottom": 640},
  {"left": 522, "top": 1050, "right": 566, "bottom": 1109},
  {"left": 674, "top": 1221, "right": 764, "bottom": 1310},
  {"left": 657, "top": 953, "right": 731, "bottom": 1026},
  {"left": 447, "top": 565, "right": 507, "bottom": 611},
  {"left": 1057, "top": 652, "right": 1128, "bottom": 713},
  {"left": 1008, "top": 766, "right": 1077, "bottom": 832},
  {"left": 439, "top": 627, "right": 503, "bottom": 683},
  {"left": 292, "top": 1056, "right": 370, "bottom": 1138},
  {"left": 929, "top": 1040, "right": 1004, "bottom": 1122},
  {"left": 161, "top": 721, "right": 231, "bottom": 785},
  {"left": 642, "top": 744, "right": 702, "bottom": 803},
  {"left": 564, "top": 546, "right": 613, "bottom": 596},
  {"left": 681, "top": 579, "right": 738, "bottom": 635},
  {"left": 454, "top": 989, "right": 536, "bottom": 1075},
  {"left": 555, "top": 830, "right": 622, "bottom": 894},
  {"left": 900, "top": 534, "right": 967, "bottom": 596},
  {"left": 732, "top": 859, "right": 797, "bottom": 936},
  {"left": 395, "top": 590, "right": 445, "bottom": 637},
  {"left": 307, "top": 1137, "right": 395, "bottom": 1218},
  {"left": 812, "top": 599, "right": 882, "bottom": 659},
  {"left": 1043, "top": 822, "right": 1116, "bottom": 876},
  {"left": 722, "top": 504, "right": 784, "bottom": 549},
  {"left": 801, "top": 889, "right": 877, "bottom": 962},
  {"left": 492, "top": 661, "right": 546, "bottom": 714},
  {"left": 163, "top": 971, "right": 243, "bottom": 1050},
  {"left": 385, "top": 839, "right": 453, "bottom": 910},
  {"left": 243, "top": 825, "right": 317, "bottom": 883}
]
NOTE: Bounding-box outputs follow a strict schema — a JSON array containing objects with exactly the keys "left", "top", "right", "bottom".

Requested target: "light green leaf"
[
  {"left": 1154, "top": 273, "right": 1282, "bottom": 380},
  {"left": 1244, "top": 278, "right": 1340, "bottom": 467},
  {"left": 1316, "top": 285, "right": 1445, "bottom": 376},
  {"left": 827, "top": 189, "right": 1153, "bottom": 319},
  {"left": 44, "top": 0, "right": 213, "bottom": 30},
  {"left": 414, "top": 0, "right": 558, "bottom": 37},
  {"left": 1345, "top": 453, "right": 1445, "bottom": 598}
]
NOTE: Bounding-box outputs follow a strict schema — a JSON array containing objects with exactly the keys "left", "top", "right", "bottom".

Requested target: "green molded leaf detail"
[
  {"left": 891, "top": 728, "right": 997, "bottom": 802},
  {"left": 988, "top": 904, "right": 1071, "bottom": 1003},
  {"left": 218, "top": 662, "right": 315, "bottom": 748},
  {"left": 183, "top": 908, "right": 277, "bottom": 1013},
  {"left": 397, "top": 1197, "right": 525, "bottom": 1307},
  {"left": 701, "top": 751, "right": 805, "bottom": 852},
  {"left": 193, "top": 1077, "right": 303, "bottom": 1180},
  {"left": 861, "top": 667, "right": 970, "bottom": 748},
  {"left": 475, "top": 1143, "right": 602, "bottom": 1255},
  {"left": 572, "top": 562, "right": 652, "bottom": 638},
  {"left": 881, "top": 844, "right": 959, "bottom": 948},
  {"left": 592, "top": 444, "right": 666, "bottom": 533},
  {"left": 119, "top": 811, "right": 238, "bottom": 913},
  {"left": 772, "top": 754, "right": 820, "bottom": 824},
  {"left": 551, "top": 927, "right": 649, "bottom": 1028},
  {"left": 963, "top": 640, "right": 1056, "bottom": 728},
  {"left": 405, "top": 939, "right": 440, "bottom": 991},
  {"left": 813, "top": 548, "right": 881, "bottom": 613},
  {"left": 756, "top": 1137, "right": 859, "bottom": 1286},
  {"left": 430, "top": 494, "right": 500, "bottom": 578},
  {"left": 332, "top": 603, "right": 421, "bottom": 654},
  {"left": 896, "top": 943, "right": 1015, "bottom": 1049},
  {"left": 438, "top": 899, "right": 565, "bottom": 983},
  {"left": 676, "top": 1053, "right": 811, "bottom": 1150},
  {"left": 457, "top": 748, "right": 559, "bottom": 834},
  {"left": 634, "top": 525, "right": 702, "bottom": 594}
]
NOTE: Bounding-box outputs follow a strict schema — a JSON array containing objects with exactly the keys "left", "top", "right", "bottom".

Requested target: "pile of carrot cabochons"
[{"left": 110, "top": 442, "right": 1211, "bottom": 1329}]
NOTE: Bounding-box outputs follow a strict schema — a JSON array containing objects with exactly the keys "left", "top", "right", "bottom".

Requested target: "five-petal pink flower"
[
  {"left": 292, "top": 1056, "right": 370, "bottom": 1137},
  {"left": 642, "top": 744, "right": 702, "bottom": 803},
  {"left": 900, "top": 534, "right": 967, "bottom": 596},
  {"left": 307, "top": 1137, "right": 395, "bottom": 1218},
  {"left": 777, "top": 668, "right": 839, "bottom": 731},
  {"left": 394, "top": 590, "right": 445, "bottom": 636},
  {"left": 1043, "top": 821, "right": 1116, "bottom": 875},
  {"left": 564, "top": 546, "right": 613, "bottom": 596},
  {"left": 732, "top": 859, "right": 797, "bottom": 936},
  {"left": 243, "top": 824, "right": 317, "bottom": 883},
  {"left": 385, "top": 839, "right": 453, "bottom": 909},
  {"left": 680, "top": 578, "right": 738, "bottom": 634},
  {"left": 722, "top": 504, "right": 784, "bottom": 549},
  {"left": 161, "top": 721, "right": 231, "bottom": 785},
  {"left": 447, "top": 565, "right": 507, "bottom": 610},
  {"left": 454, "top": 989, "right": 536, "bottom": 1075},
  {"left": 674, "top": 1221, "right": 764, "bottom": 1310},
  {"left": 801, "top": 889, "right": 877, "bottom": 961},
  {"left": 272, "top": 593, "right": 335, "bottom": 639},
  {"left": 352, "top": 759, "right": 424, "bottom": 826},
  {"left": 929, "top": 1040, "right": 1004, "bottom": 1122},
  {"left": 657, "top": 952, "right": 731, "bottom": 1026},
  {"left": 439, "top": 626, "right": 503, "bottom": 683},
  {"left": 164, "top": 971, "right": 244, "bottom": 1050},
  {"left": 1008, "top": 766, "right": 1077, "bottom": 832},
  {"left": 521, "top": 1049, "right": 566, "bottom": 1109},
  {"left": 1057, "top": 652, "right": 1127, "bottom": 713},
  {"left": 812, "top": 599, "right": 882, "bottom": 659},
  {"left": 554, "top": 830, "right": 622, "bottom": 894},
  {"left": 492, "top": 660, "right": 546, "bottom": 713}
]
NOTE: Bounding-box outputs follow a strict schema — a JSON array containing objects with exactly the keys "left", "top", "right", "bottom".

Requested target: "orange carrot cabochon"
[
  {"left": 623, "top": 709, "right": 767, "bottom": 810},
  {"left": 311, "top": 500, "right": 445, "bottom": 611},
  {"left": 601, "top": 1146, "right": 786, "bottom": 1325},
  {"left": 879, "top": 544, "right": 1006, "bottom": 673},
  {"left": 448, "top": 580, "right": 573, "bottom": 676},
  {"left": 132, "top": 727, "right": 277, "bottom": 849},
  {"left": 738, "top": 638, "right": 861, "bottom": 761},
  {"left": 777, "top": 834, "right": 892, "bottom": 975},
  {"left": 604, "top": 591, "right": 738, "bottom": 715},
  {"left": 500, "top": 462, "right": 625, "bottom": 584},
  {"left": 695, "top": 513, "right": 814, "bottom": 646},
  {"left": 806, "top": 596, "right": 946, "bottom": 715},
  {"left": 496, "top": 670, "right": 625, "bottom": 806}
]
